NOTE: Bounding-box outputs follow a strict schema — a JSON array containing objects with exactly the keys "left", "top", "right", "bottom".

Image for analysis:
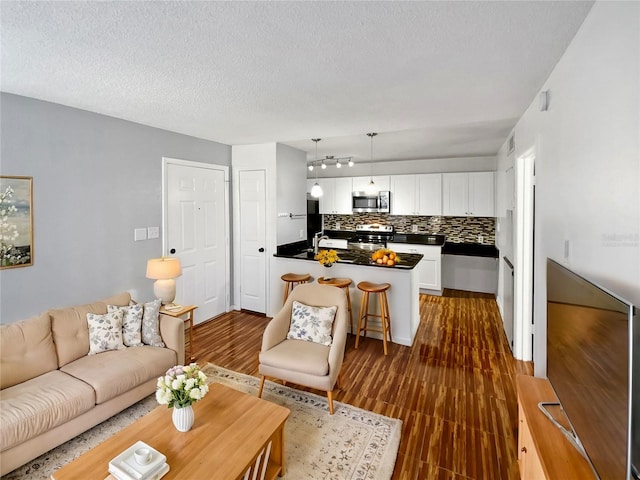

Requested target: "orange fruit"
[
  {"left": 387, "top": 259, "right": 395, "bottom": 266},
  {"left": 376, "top": 258, "right": 383, "bottom": 264},
  {"left": 389, "top": 252, "right": 396, "bottom": 260}
]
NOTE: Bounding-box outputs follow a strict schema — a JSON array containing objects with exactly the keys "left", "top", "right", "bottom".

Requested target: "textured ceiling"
[{"left": 1, "top": 1, "right": 593, "bottom": 162}]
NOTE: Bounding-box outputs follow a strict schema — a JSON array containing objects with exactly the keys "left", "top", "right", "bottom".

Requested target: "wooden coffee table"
[{"left": 51, "top": 383, "right": 290, "bottom": 480}]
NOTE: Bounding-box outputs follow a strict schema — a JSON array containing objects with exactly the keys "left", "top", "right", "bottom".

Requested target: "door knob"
[
  {"left": 258, "top": 248, "right": 265, "bottom": 252},
  {"left": 170, "top": 248, "right": 176, "bottom": 254}
]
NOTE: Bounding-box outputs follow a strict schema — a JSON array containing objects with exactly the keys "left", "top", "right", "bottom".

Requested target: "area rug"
[{"left": 3, "top": 363, "right": 401, "bottom": 480}]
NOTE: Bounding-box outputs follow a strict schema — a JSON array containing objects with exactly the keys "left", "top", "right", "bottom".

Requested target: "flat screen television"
[{"left": 546, "top": 258, "right": 638, "bottom": 479}]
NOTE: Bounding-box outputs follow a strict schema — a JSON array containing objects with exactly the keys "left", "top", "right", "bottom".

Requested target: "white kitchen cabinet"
[
  {"left": 352, "top": 175, "right": 390, "bottom": 192},
  {"left": 318, "top": 177, "right": 352, "bottom": 214},
  {"left": 442, "top": 172, "right": 495, "bottom": 217},
  {"left": 387, "top": 242, "right": 442, "bottom": 293},
  {"left": 391, "top": 174, "right": 442, "bottom": 215}
]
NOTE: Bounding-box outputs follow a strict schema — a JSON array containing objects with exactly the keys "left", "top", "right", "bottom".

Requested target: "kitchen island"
[{"left": 271, "top": 248, "right": 423, "bottom": 347}]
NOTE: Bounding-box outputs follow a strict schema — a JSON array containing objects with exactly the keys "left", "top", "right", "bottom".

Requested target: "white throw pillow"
[
  {"left": 107, "top": 304, "right": 143, "bottom": 347},
  {"left": 86, "top": 310, "right": 126, "bottom": 355},
  {"left": 287, "top": 301, "right": 337, "bottom": 346},
  {"left": 141, "top": 299, "right": 165, "bottom": 347}
]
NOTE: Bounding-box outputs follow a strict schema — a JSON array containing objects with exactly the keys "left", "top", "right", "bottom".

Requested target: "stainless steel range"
[{"left": 348, "top": 224, "right": 394, "bottom": 251}]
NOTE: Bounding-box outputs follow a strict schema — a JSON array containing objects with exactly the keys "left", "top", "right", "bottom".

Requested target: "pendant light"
[
  {"left": 365, "top": 132, "right": 378, "bottom": 194},
  {"left": 310, "top": 138, "right": 323, "bottom": 198}
]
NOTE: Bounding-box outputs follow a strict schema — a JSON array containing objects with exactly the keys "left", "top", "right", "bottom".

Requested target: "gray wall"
[{"left": 0, "top": 93, "right": 231, "bottom": 323}]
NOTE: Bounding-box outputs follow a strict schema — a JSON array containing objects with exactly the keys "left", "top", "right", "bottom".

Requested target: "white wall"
[
  {"left": 0, "top": 93, "right": 231, "bottom": 323},
  {"left": 496, "top": 1, "right": 639, "bottom": 375},
  {"left": 275, "top": 143, "right": 307, "bottom": 245}
]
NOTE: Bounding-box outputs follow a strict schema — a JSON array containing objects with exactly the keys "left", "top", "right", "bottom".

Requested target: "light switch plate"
[
  {"left": 134, "top": 228, "right": 147, "bottom": 241},
  {"left": 412, "top": 224, "right": 418, "bottom": 233},
  {"left": 148, "top": 226, "right": 159, "bottom": 239}
]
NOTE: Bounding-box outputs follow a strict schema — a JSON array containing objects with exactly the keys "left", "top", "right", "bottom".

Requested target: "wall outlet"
[
  {"left": 299, "top": 229, "right": 305, "bottom": 239},
  {"left": 478, "top": 234, "right": 484, "bottom": 243},
  {"left": 147, "top": 226, "right": 159, "bottom": 239},
  {"left": 412, "top": 225, "right": 418, "bottom": 233},
  {"left": 335, "top": 222, "right": 340, "bottom": 230}
]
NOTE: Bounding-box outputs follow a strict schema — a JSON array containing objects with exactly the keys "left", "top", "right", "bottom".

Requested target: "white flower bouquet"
[{"left": 156, "top": 363, "right": 209, "bottom": 408}]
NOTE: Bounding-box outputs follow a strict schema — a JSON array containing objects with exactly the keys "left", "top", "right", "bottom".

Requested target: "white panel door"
[
  {"left": 239, "top": 170, "right": 266, "bottom": 313},
  {"left": 166, "top": 163, "right": 227, "bottom": 324}
]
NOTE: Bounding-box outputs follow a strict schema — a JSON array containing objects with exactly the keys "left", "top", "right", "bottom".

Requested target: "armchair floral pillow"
[{"left": 287, "top": 301, "right": 337, "bottom": 346}]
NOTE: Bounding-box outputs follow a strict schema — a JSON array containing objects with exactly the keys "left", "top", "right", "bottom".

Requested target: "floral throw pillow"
[
  {"left": 141, "top": 299, "right": 165, "bottom": 347},
  {"left": 86, "top": 310, "right": 126, "bottom": 355},
  {"left": 107, "top": 304, "right": 143, "bottom": 347},
  {"left": 287, "top": 301, "right": 337, "bottom": 346}
]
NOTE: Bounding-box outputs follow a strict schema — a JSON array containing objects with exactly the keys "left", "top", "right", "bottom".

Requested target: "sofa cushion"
[
  {"left": 0, "top": 370, "right": 95, "bottom": 452},
  {"left": 87, "top": 311, "right": 126, "bottom": 354},
  {"left": 51, "top": 292, "right": 131, "bottom": 367},
  {"left": 60, "top": 345, "right": 176, "bottom": 404},
  {"left": 108, "top": 304, "right": 144, "bottom": 347},
  {"left": 0, "top": 312, "right": 58, "bottom": 390},
  {"left": 141, "top": 299, "right": 164, "bottom": 347},
  {"left": 259, "top": 339, "right": 330, "bottom": 377}
]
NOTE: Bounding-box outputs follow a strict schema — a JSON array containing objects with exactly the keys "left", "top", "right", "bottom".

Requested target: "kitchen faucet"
[{"left": 313, "top": 231, "right": 328, "bottom": 255}]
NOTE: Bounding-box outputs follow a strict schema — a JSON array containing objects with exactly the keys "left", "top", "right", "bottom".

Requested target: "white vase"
[{"left": 172, "top": 404, "right": 194, "bottom": 432}]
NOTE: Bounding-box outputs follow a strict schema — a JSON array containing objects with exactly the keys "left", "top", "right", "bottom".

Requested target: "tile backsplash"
[{"left": 323, "top": 213, "right": 496, "bottom": 245}]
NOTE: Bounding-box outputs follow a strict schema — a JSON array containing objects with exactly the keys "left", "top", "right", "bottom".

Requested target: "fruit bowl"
[{"left": 371, "top": 248, "right": 400, "bottom": 267}]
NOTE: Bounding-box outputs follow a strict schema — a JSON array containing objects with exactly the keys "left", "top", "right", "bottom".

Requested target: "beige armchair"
[{"left": 258, "top": 283, "right": 348, "bottom": 414}]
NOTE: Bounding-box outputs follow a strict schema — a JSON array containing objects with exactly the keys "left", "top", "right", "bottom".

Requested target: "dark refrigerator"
[{"left": 307, "top": 196, "right": 322, "bottom": 248}]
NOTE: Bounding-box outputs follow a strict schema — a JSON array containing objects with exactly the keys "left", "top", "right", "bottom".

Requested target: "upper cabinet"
[
  {"left": 317, "top": 177, "right": 352, "bottom": 214},
  {"left": 442, "top": 172, "right": 495, "bottom": 217},
  {"left": 391, "top": 174, "right": 442, "bottom": 216},
  {"left": 352, "top": 175, "right": 390, "bottom": 192}
]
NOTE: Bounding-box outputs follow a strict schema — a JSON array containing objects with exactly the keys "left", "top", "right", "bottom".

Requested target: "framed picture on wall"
[{"left": 1, "top": 176, "right": 33, "bottom": 269}]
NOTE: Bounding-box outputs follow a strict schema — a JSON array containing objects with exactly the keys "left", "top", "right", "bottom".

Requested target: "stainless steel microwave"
[{"left": 352, "top": 191, "right": 390, "bottom": 213}]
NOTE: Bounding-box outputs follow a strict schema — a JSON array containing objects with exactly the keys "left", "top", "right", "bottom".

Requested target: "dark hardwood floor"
[{"left": 191, "top": 289, "right": 533, "bottom": 480}]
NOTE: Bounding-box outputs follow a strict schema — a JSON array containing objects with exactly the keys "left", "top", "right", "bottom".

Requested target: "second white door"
[{"left": 239, "top": 169, "right": 267, "bottom": 313}]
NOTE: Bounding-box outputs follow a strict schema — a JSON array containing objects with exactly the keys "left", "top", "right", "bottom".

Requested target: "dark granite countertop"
[
  {"left": 389, "top": 233, "right": 446, "bottom": 246},
  {"left": 323, "top": 230, "right": 446, "bottom": 246},
  {"left": 274, "top": 247, "right": 422, "bottom": 270},
  {"left": 442, "top": 242, "right": 499, "bottom": 258}
]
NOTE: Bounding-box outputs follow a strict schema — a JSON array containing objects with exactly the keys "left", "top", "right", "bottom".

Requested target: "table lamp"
[{"left": 146, "top": 257, "right": 182, "bottom": 307}]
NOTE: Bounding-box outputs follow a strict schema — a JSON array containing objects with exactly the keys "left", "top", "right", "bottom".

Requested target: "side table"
[{"left": 160, "top": 304, "right": 198, "bottom": 362}]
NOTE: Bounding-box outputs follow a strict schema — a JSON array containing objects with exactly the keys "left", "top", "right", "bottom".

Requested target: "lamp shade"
[{"left": 146, "top": 257, "right": 182, "bottom": 280}]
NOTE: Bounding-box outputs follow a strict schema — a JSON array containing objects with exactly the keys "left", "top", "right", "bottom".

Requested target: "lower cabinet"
[{"left": 387, "top": 242, "right": 442, "bottom": 293}]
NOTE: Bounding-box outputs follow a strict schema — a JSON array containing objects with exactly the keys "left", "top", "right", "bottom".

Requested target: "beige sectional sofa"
[{"left": 0, "top": 292, "right": 185, "bottom": 475}]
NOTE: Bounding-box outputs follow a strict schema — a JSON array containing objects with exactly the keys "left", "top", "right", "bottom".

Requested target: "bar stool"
[
  {"left": 281, "top": 273, "right": 311, "bottom": 305},
  {"left": 355, "top": 281, "right": 392, "bottom": 355},
  {"left": 317, "top": 277, "right": 354, "bottom": 334}
]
